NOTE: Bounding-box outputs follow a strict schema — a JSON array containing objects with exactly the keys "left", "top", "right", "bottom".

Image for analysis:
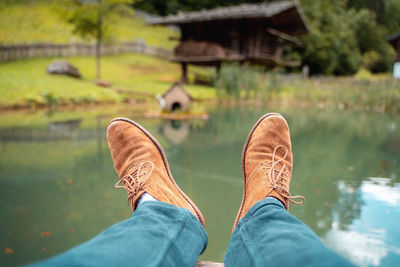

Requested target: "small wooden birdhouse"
[{"left": 161, "top": 82, "right": 192, "bottom": 112}]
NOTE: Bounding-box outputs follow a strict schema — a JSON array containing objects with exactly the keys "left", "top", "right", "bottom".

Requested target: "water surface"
[{"left": 1, "top": 105, "right": 399, "bottom": 266}]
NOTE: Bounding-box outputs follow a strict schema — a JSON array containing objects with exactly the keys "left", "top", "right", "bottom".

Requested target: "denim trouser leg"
[
  {"left": 225, "top": 197, "right": 355, "bottom": 267},
  {"left": 29, "top": 201, "right": 208, "bottom": 267}
]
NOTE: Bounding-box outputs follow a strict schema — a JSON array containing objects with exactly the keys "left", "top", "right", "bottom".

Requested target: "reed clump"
[{"left": 214, "top": 64, "right": 400, "bottom": 113}]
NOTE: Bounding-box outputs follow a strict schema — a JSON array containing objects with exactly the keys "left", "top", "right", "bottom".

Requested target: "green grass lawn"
[
  {"left": 1, "top": 0, "right": 397, "bottom": 113},
  {"left": 0, "top": 0, "right": 178, "bottom": 48},
  {"left": 1, "top": 52, "right": 398, "bottom": 112},
  {"left": 0, "top": 53, "right": 215, "bottom": 108},
  {"left": 0, "top": 0, "right": 214, "bottom": 109}
]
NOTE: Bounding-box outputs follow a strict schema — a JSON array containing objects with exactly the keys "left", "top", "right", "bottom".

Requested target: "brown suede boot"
[
  {"left": 232, "top": 113, "right": 304, "bottom": 231},
  {"left": 107, "top": 117, "right": 205, "bottom": 226}
]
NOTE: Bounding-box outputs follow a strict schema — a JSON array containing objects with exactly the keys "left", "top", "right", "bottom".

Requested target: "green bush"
[{"left": 362, "top": 51, "right": 381, "bottom": 70}]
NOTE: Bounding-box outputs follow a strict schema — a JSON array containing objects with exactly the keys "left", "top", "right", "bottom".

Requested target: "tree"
[
  {"left": 382, "top": 0, "right": 400, "bottom": 35},
  {"left": 300, "top": 0, "right": 362, "bottom": 75},
  {"left": 348, "top": 0, "right": 400, "bottom": 34},
  {"left": 54, "top": 0, "right": 134, "bottom": 79},
  {"left": 346, "top": 0, "right": 399, "bottom": 72}
]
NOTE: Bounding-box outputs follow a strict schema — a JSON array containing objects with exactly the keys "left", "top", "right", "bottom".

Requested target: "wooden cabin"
[
  {"left": 150, "top": 1, "right": 309, "bottom": 81},
  {"left": 161, "top": 82, "right": 192, "bottom": 112},
  {"left": 388, "top": 33, "right": 400, "bottom": 79}
]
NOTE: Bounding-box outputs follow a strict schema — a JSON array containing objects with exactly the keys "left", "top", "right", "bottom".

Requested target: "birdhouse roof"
[{"left": 162, "top": 82, "right": 193, "bottom": 100}]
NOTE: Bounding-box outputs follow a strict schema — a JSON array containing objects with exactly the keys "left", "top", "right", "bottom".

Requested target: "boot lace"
[
  {"left": 115, "top": 161, "right": 154, "bottom": 207},
  {"left": 260, "top": 145, "right": 304, "bottom": 205}
]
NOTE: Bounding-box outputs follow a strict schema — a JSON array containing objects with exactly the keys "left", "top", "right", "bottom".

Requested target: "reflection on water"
[
  {"left": 162, "top": 120, "right": 190, "bottom": 145},
  {"left": 325, "top": 178, "right": 400, "bottom": 266},
  {"left": 0, "top": 105, "right": 399, "bottom": 266}
]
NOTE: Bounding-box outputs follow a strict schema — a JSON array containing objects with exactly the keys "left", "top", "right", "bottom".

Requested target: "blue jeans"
[{"left": 29, "top": 198, "right": 354, "bottom": 267}]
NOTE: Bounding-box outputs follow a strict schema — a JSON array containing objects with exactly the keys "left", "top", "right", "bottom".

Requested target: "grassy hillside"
[
  {"left": 0, "top": 0, "right": 214, "bottom": 109},
  {"left": 0, "top": 54, "right": 215, "bottom": 108},
  {"left": 0, "top": 0, "right": 178, "bottom": 48}
]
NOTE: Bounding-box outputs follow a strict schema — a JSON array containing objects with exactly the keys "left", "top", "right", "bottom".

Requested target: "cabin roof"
[
  {"left": 150, "top": 1, "right": 309, "bottom": 34},
  {"left": 388, "top": 32, "right": 400, "bottom": 48}
]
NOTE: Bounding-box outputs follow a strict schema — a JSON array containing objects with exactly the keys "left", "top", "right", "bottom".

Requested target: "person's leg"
[
  {"left": 29, "top": 118, "right": 208, "bottom": 266},
  {"left": 225, "top": 197, "right": 353, "bottom": 266},
  {"left": 225, "top": 113, "right": 354, "bottom": 266},
  {"left": 30, "top": 201, "right": 207, "bottom": 267}
]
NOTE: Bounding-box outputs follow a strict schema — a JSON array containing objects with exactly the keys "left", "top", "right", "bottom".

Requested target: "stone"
[
  {"left": 95, "top": 80, "right": 112, "bottom": 87},
  {"left": 47, "top": 61, "right": 82, "bottom": 78}
]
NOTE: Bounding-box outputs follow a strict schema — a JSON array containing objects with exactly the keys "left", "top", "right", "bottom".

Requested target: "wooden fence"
[{"left": 0, "top": 41, "right": 172, "bottom": 62}]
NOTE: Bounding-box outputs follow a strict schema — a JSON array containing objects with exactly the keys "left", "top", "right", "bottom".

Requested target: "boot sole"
[
  {"left": 109, "top": 117, "right": 206, "bottom": 227},
  {"left": 232, "top": 112, "right": 285, "bottom": 232}
]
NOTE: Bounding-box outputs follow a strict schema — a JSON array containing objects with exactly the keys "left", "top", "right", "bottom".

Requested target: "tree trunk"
[
  {"left": 96, "top": 0, "right": 102, "bottom": 79},
  {"left": 96, "top": 37, "right": 101, "bottom": 79}
]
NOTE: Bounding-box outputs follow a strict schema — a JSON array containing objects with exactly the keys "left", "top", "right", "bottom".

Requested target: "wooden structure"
[
  {"left": 196, "top": 261, "right": 224, "bottom": 267},
  {"left": 388, "top": 33, "right": 400, "bottom": 79},
  {"left": 161, "top": 82, "right": 193, "bottom": 112},
  {"left": 0, "top": 41, "right": 171, "bottom": 63},
  {"left": 150, "top": 1, "right": 309, "bottom": 81},
  {"left": 388, "top": 33, "right": 400, "bottom": 62}
]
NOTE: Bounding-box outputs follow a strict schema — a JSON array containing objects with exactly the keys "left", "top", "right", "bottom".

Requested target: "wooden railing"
[{"left": 0, "top": 41, "right": 172, "bottom": 62}]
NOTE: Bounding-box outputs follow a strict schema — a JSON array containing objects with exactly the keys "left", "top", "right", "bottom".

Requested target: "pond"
[{"left": 1, "top": 104, "right": 399, "bottom": 266}]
